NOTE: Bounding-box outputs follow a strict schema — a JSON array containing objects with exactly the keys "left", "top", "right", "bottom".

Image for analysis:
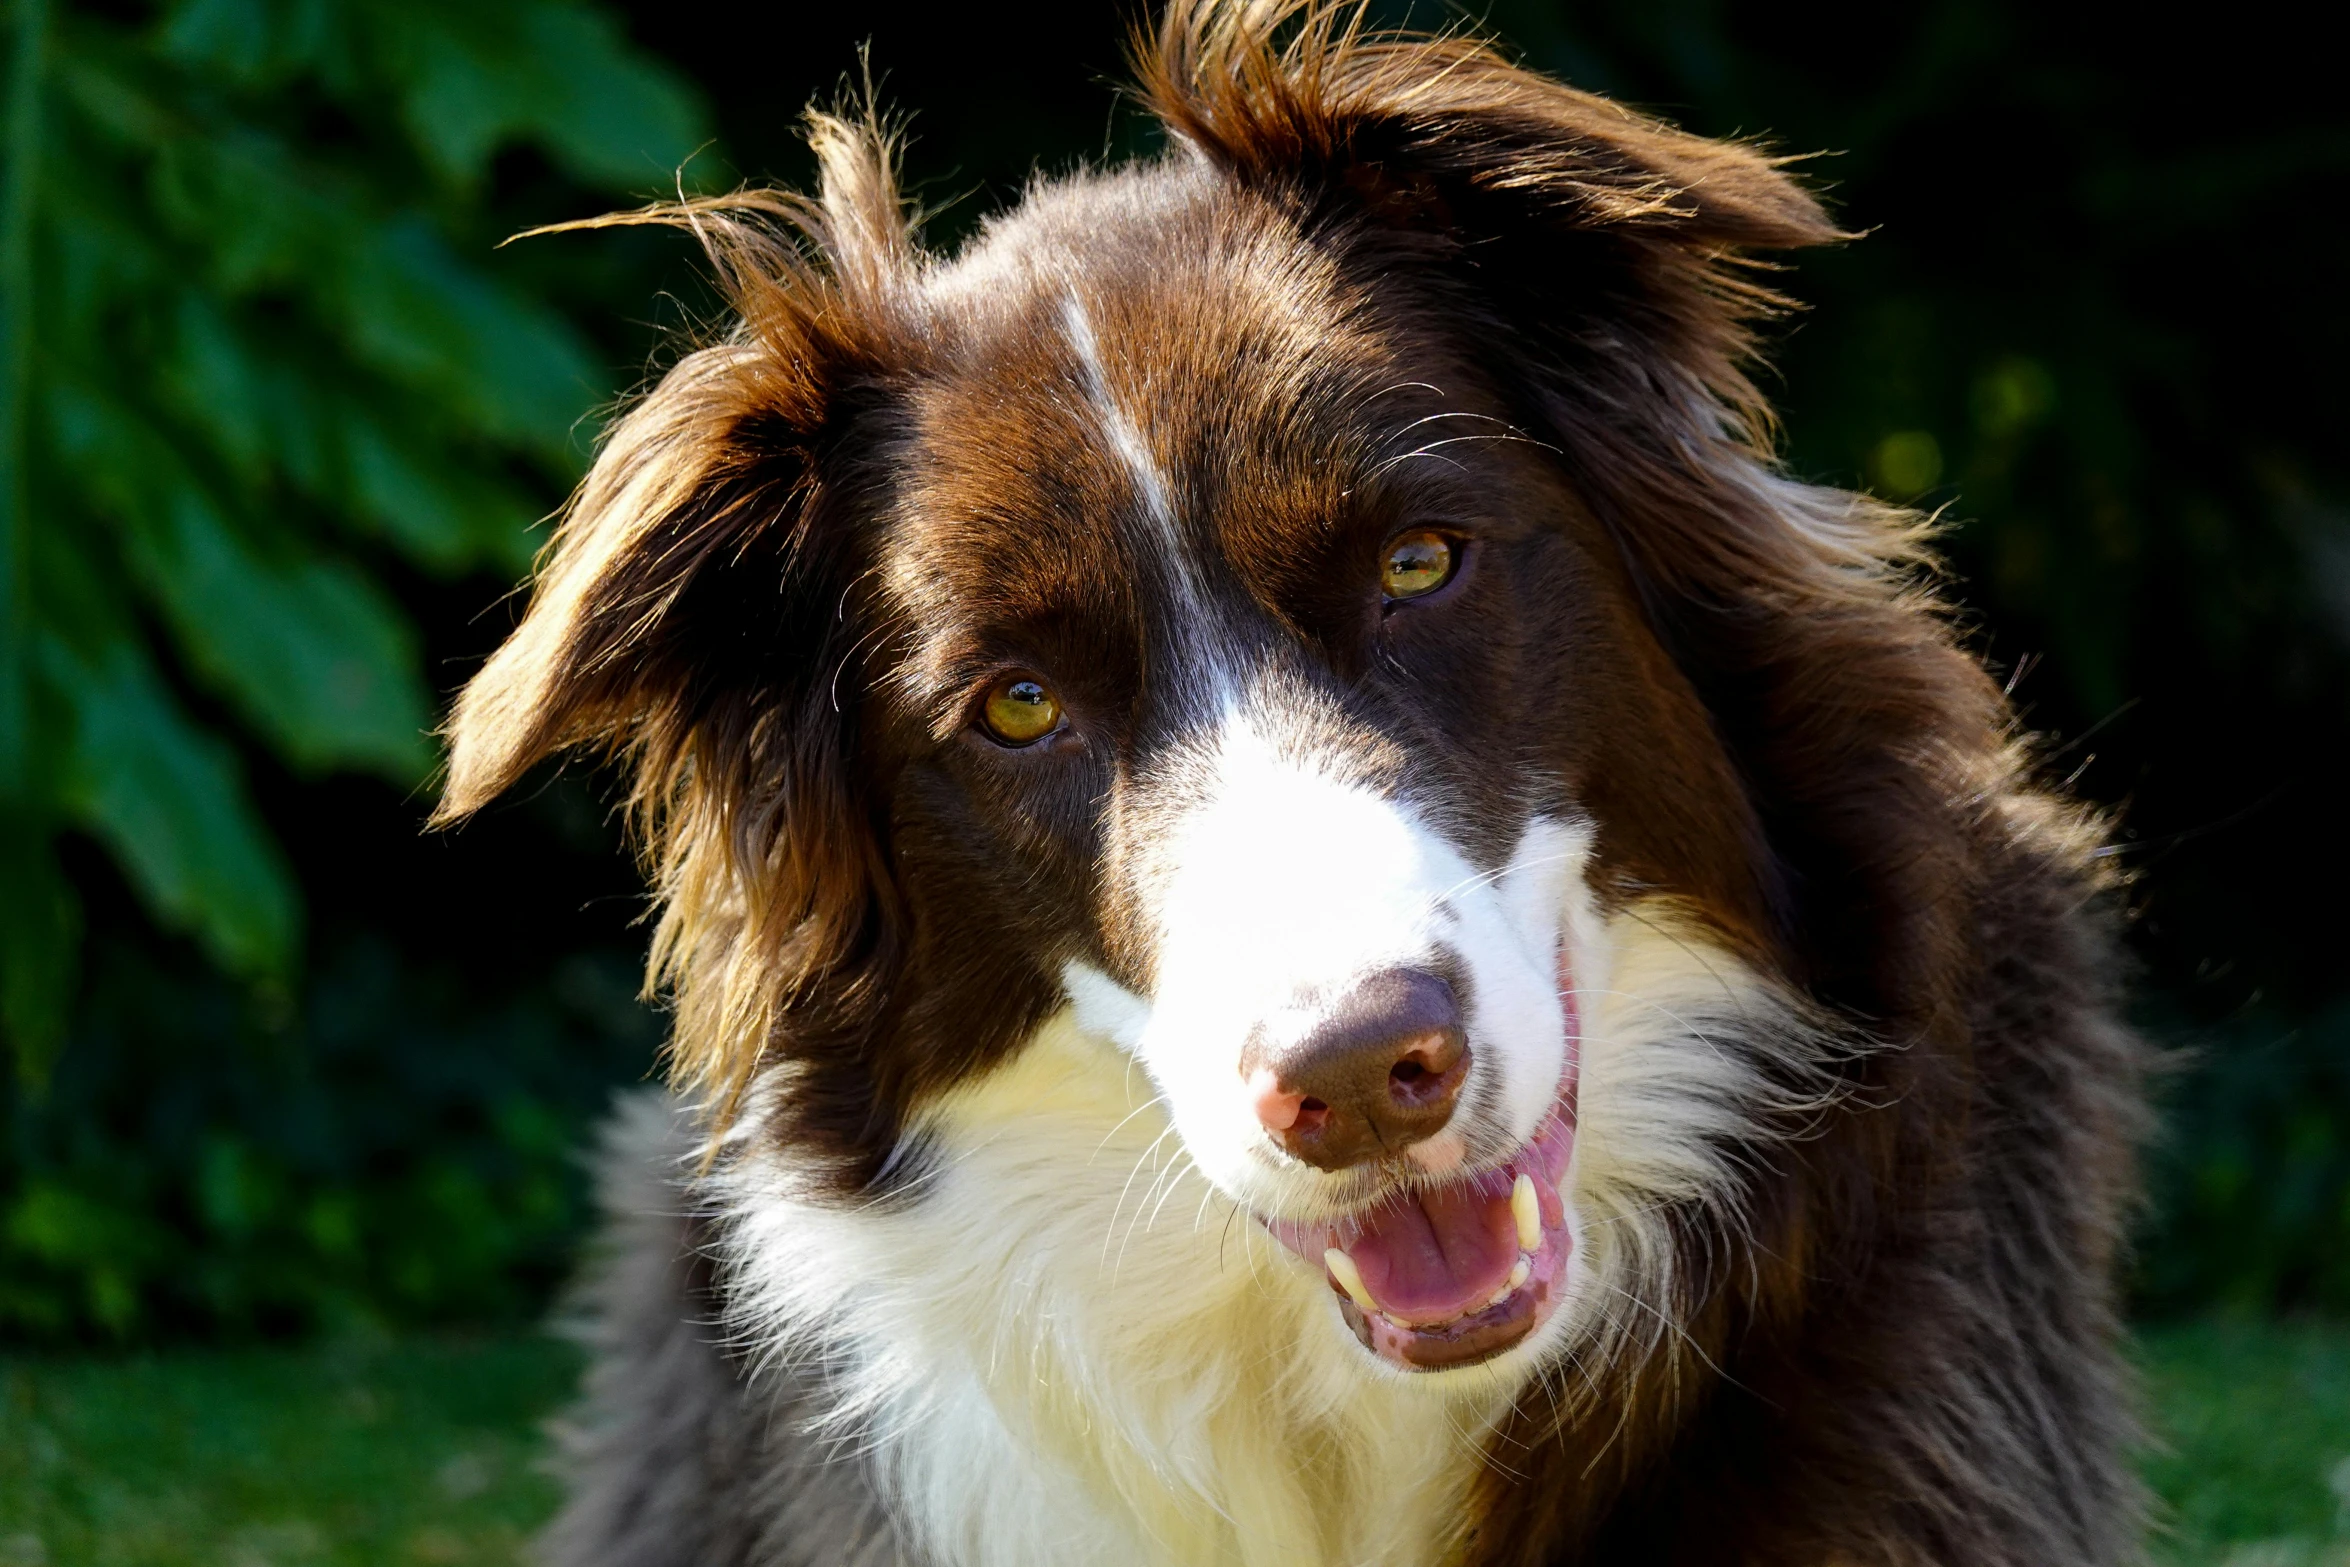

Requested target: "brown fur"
[{"left": 440, "top": 4, "right": 2148, "bottom": 1561}]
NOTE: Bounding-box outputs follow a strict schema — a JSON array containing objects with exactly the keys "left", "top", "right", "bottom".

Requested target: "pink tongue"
[{"left": 1346, "top": 1179, "right": 1519, "bottom": 1325}]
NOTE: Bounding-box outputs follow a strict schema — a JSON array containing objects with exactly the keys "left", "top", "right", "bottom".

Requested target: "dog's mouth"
[{"left": 1261, "top": 981, "right": 1580, "bottom": 1373}]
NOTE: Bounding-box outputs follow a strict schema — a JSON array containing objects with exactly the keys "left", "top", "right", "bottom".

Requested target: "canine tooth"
[
  {"left": 1324, "top": 1248, "right": 1376, "bottom": 1314},
  {"left": 1507, "top": 1256, "right": 1532, "bottom": 1292},
  {"left": 1511, "top": 1173, "right": 1541, "bottom": 1251}
]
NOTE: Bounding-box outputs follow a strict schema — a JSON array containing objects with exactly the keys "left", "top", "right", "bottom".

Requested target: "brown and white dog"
[{"left": 436, "top": 4, "right": 2149, "bottom": 1563}]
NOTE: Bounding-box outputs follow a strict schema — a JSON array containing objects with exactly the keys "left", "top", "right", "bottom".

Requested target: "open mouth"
[{"left": 1261, "top": 986, "right": 1581, "bottom": 1373}]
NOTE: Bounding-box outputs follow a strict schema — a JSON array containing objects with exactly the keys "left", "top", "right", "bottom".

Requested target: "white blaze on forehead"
[
  {"left": 1059, "top": 295, "right": 1174, "bottom": 528},
  {"left": 1058, "top": 294, "right": 1207, "bottom": 618}
]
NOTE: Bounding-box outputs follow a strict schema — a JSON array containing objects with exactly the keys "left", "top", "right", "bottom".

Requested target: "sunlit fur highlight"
[{"left": 437, "top": 116, "right": 919, "bottom": 1135}]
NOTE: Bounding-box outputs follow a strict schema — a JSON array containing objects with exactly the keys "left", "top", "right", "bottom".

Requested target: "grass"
[
  {"left": 0, "top": 1335, "right": 576, "bottom": 1567},
  {"left": 2139, "top": 1321, "right": 2350, "bottom": 1566},
  {"left": 0, "top": 1322, "right": 2343, "bottom": 1565}
]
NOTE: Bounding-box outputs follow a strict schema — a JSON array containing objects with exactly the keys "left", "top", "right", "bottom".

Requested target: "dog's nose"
[{"left": 1245, "top": 968, "right": 1469, "bottom": 1170}]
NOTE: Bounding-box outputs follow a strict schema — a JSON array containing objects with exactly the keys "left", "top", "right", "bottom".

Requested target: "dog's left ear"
[
  {"left": 1140, "top": 0, "right": 1841, "bottom": 440},
  {"left": 1137, "top": 2, "right": 1918, "bottom": 614}
]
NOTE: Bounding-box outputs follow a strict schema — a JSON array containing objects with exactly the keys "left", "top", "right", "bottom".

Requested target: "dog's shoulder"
[{"left": 534, "top": 1092, "right": 917, "bottom": 1567}]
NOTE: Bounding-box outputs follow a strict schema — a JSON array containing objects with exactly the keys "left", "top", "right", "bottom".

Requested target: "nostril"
[
  {"left": 1387, "top": 1046, "right": 1458, "bottom": 1108},
  {"left": 1390, "top": 1060, "right": 1433, "bottom": 1107},
  {"left": 1249, "top": 1068, "right": 1309, "bottom": 1132}
]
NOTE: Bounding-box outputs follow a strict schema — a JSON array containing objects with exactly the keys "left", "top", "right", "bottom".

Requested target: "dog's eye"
[
  {"left": 980, "top": 677, "right": 1064, "bottom": 746},
  {"left": 1381, "top": 530, "right": 1457, "bottom": 601}
]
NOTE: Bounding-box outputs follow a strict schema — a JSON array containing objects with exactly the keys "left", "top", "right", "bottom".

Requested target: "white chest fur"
[
  {"left": 707, "top": 900, "right": 1812, "bottom": 1567},
  {"left": 712, "top": 1016, "right": 1529, "bottom": 1567}
]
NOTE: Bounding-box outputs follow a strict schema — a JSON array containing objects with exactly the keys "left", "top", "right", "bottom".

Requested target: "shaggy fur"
[
  {"left": 537, "top": 1098, "right": 910, "bottom": 1565},
  {"left": 438, "top": 4, "right": 2150, "bottom": 1563}
]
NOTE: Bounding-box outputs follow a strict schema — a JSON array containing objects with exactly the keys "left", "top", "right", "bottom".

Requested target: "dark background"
[{"left": 4, "top": 0, "right": 2345, "bottom": 1339}]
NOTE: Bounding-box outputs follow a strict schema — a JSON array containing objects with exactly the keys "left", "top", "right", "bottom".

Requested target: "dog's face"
[
  {"left": 439, "top": 7, "right": 1930, "bottom": 1394},
  {"left": 844, "top": 194, "right": 1774, "bottom": 1371}
]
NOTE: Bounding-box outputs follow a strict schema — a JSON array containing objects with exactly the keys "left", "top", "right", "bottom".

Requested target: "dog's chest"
[
  {"left": 714, "top": 1019, "right": 1516, "bottom": 1567},
  {"left": 863, "top": 1342, "right": 1484, "bottom": 1567}
]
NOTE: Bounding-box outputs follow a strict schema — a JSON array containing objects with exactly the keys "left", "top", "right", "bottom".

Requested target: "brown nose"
[{"left": 1244, "top": 968, "right": 1469, "bottom": 1170}]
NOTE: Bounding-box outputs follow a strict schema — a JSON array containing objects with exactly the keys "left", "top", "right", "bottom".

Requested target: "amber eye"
[
  {"left": 1381, "top": 530, "right": 1457, "bottom": 600},
  {"left": 980, "top": 677, "right": 1063, "bottom": 746}
]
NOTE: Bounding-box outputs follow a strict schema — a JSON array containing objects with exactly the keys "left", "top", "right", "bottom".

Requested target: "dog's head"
[{"left": 440, "top": 2, "right": 1996, "bottom": 1380}]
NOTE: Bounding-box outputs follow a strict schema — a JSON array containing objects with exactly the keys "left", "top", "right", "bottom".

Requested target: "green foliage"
[
  {"left": 0, "top": 0, "right": 705, "bottom": 1071},
  {"left": 0, "top": 928, "right": 659, "bottom": 1340}
]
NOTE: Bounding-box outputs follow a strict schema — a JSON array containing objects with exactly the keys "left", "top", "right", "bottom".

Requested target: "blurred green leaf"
[
  {"left": 158, "top": 0, "right": 334, "bottom": 87},
  {"left": 45, "top": 636, "right": 297, "bottom": 978},
  {"left": 342, "top": 413, "right": 542, "bottom": 575},
  {"left": 129, "top": 489, "right": 434, "bottom": 782},
  {"left": 42, "top": 381, "right": 434, "bottom": 779},
  {"left": 393, "top": 2, "right": 704, "bottom": 192},
  {"left": 335, "top": 218, "right": 603, "bottom": 465}
]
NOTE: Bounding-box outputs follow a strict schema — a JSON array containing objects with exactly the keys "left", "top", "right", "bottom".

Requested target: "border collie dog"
[{"left": 438, "top": 4, "right": 2147, "bottom": 1562}]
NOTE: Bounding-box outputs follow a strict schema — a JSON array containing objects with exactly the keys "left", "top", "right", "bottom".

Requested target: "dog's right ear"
[
  {"left": 436, "top": 117, "right": 910, "bottom": 822},
  {"left": 434, "top": 115, "right": 915, "bottom": 1130},
  {"left": 433, "top": 335, "right": 821, "bottom": 822}
]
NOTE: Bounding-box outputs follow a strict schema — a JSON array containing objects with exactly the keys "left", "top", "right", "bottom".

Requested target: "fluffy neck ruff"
[{"left": 706, "top": 900, "right": 1827, "bottom": 1567}]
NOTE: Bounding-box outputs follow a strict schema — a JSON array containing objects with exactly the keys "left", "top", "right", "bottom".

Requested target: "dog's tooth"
[
  {"left": 1507, "top": 1256, "right": 1532, "bottom": 1292},
  {"left": 1324, "top": 1248, "right": 1376, "bottom": 1314},
  {"left": 1511, "top": 1173, "right": 1541, "bottom": 1251}
]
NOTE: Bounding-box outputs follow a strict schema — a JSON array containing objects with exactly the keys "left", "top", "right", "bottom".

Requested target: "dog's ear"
[
  {"left": 435, "top": 115, "right": 916, "bottom": 1134},
  {"left": 1144, "top": 2, "right": 2009, "bottom": 1028},
  {"left": 1139, "top": 0, "right": 1839, "bottom": 465},
  {"left": 1136, "top": 3, "right": 1919, "bottom": 676},
  {"left": 1138, "top": 0, "right": 1886, "bottom": 607}
]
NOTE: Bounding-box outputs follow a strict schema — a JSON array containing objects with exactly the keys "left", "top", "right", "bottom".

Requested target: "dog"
[{"left": 435, "top": 4, "right": 2149, "bottom": 1562}]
